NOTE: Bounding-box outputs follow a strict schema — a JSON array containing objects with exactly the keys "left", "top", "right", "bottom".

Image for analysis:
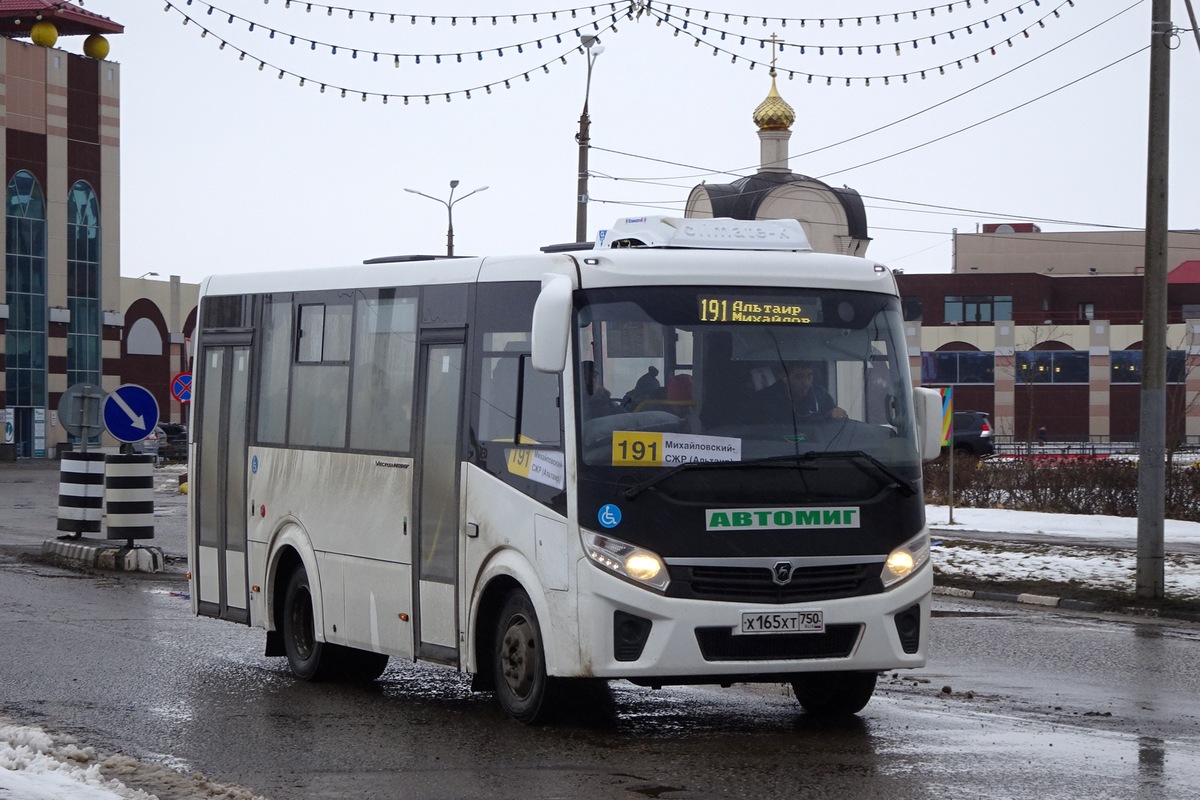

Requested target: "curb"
[
  {"left": 41, "top": 538, "right": 165, "bottom": 573},
  {"left": 934, "top": 585, "right": 1200, "bottom": 624}
]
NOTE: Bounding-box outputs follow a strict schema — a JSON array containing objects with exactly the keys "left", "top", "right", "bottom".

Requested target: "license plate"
[{"left": 739, "top": 610, "right": 824, "bottom": 635}]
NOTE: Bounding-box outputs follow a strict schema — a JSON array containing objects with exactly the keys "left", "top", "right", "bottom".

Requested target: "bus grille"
[
  {"left": 694, "top": 624, "right": 862, "bottom": 662},
  {"left": 667, "top": 563, "right": 882, "bottom": 604}
]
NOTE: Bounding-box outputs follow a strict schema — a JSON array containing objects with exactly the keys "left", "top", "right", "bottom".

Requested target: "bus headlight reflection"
[
  {"left": 582, "top": 531, "right": 670, "bottom": 593},
  {"left": 881, "top": 533, "right": 929, "bottom": 589}
]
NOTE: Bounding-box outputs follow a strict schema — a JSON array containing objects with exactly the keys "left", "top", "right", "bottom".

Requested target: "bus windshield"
[{"left": 574, "top": 285, "right": 921, "bottom": 479}]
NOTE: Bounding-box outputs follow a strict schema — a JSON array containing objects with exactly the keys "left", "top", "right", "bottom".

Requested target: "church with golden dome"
[{"left": 685, "top": 66, "right": 871, "bottom": 258}]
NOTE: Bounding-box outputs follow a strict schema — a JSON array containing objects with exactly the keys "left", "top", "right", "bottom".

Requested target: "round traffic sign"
[
  {"left": 171, "top": 372, "right": 193, "bottom": 404},
  {"left": 103, "top": 384, "right": 161, "bottom": 443},
  {"left": 58, "top": 382, "right": 107, "bottom": 438}
]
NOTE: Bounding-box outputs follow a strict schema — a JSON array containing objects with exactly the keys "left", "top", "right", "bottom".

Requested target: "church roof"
[
  {"left": 0, "top": 1, "right": 123, "bottom": 37},
  {"left": 697, "top": 172, "right": 870, "bottom": 241}
]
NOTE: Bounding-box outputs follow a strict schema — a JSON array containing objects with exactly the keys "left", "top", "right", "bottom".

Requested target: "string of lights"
[
  {"left": 163, "top": 0, "right": 629, "bottom": 102},
  {"left": 644, "top": 0, "right": 1079, "bottom": 85},
  {"left": 176, "top": 0, "right": 620, "bottom": 64},
  {"left": 246, "top": 0, "right": 1027, "bottom": 29},
  {"left": 649, "top": 0, "right": 1065, "bottom": 56},
  {"left": 159, "top": 0, "right": 1096, "bottom": 103},
  {"left": 640, "top": 0, "right": 1020, "bottom": 28},
  {"left": 255, "top": 0, "right": 634, "bottom": 25}
]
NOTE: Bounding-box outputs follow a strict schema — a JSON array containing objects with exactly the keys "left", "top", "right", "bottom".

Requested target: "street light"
[
  {"left": 575, "top": 36, "right": 604, "bottom": 244},
  {"left": 137, "top": 271, "right": 159, "bottom": 279},
  {"left": 403, "top": 180, "right": 489, "bottom": 257}
]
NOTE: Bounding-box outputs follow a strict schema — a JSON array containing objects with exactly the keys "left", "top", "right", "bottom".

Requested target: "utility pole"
[
  {"left": 1137, "top": 0, "right": 1171, "bottom": 599},
  {"left": 575, "top": 37, "right": 604, "bottom": 244}
]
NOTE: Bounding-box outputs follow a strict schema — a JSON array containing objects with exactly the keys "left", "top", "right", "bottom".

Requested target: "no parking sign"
[{"left": 171, "top": 372, "right": 193, "bottom": 405}]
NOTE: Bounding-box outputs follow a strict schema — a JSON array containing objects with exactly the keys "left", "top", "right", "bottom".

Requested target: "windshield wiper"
[
  {"left": 774, "top": 450, "right": 918, "bottom": 498},
  {"left": 622, "top": 456, "right": 817, "bottom": 500}
]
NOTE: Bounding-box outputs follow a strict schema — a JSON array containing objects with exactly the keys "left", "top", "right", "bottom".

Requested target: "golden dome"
[{"left": 752, "top": 73, "right": 795, "bottom": 131}]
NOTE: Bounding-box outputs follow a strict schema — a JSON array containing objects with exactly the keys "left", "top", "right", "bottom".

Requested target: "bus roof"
[{"left": 199, "top": 218, "right": 894, "bottom": 298}]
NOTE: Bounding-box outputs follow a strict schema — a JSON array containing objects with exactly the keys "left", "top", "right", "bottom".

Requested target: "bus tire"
[
  {"left": 493, "top": 590, "right": 551, "bottom": 724},
  {"left": 791, "top": 671, "right": 877, "bottom": 716},
  {"left": 282, "top": 567, "right": 336, "bottom": 681}
]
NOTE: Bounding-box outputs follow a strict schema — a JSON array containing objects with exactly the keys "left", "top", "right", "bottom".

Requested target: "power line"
[
  {"left": 589, "top": 0, "right": 1145, "bottom": 181},
  {"left": 644, "top": 0, "right": 1080, "bottom": 84},
  {"left": 813, "top": 46, "right": 1149, "bottom": 181},
  {"left": 595, "top": 45, "right": 1151, "bottom": 216}
]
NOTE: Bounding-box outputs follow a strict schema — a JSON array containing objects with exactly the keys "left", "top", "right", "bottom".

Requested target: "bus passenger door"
[
  {"left": 194, "top": 339, "right": 252, "bottom": 623},
  {"left": 415, "top": 339, "right": 465, "bottom": 664}
]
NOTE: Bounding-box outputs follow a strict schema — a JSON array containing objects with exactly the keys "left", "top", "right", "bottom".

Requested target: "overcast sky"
[{"left": 63, "top": 0, "right": 1200, "bottom": 283}]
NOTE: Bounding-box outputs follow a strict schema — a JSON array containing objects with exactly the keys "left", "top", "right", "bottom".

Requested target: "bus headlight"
[
  {"left": 582, "top": 531, "right": 670, "bottom": 593},
  {"left": 881, "top": 533, "right": 930, "bottom": 589}
]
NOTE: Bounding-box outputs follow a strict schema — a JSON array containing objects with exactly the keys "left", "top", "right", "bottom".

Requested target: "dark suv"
[
  {"left": 158, "top": 422, "right": 189, "bottom": 462},
  {"left": 950, "top": 411, "right": 994, "bottom": 456}
]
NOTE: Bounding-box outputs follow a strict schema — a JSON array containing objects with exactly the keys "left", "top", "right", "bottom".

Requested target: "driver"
[{"left": 757, "top": 361, "right": 847, "bottom": 420}]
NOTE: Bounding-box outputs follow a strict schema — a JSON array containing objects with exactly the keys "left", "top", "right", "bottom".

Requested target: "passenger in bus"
[
  {"left": 755, "top": 361, "right": 847, "bottom": 420},
  {"left": 620, "top": 365, "right": 661, "bottom": 411},
  {"left": 632, "top": 373, "right": 694, "bottom": 419}
]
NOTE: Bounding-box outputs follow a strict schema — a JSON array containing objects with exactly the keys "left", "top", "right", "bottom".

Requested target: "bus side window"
[
  {"left": 473, "top": 283, "right": 564, "bottom": 511},
  {"left": 349, "top": 291, "right": 418, "bottom": 454}
]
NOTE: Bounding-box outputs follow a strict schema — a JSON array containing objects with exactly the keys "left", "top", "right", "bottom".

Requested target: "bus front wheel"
[
  {"left": 282, "top": 567, "right": 335, "bottom": 681},
  {"left": 493, "top": 591, "right": 551, "bottom": 724},
  {"left": 791, "top": 671, "right": 878, "bottom": 716}
]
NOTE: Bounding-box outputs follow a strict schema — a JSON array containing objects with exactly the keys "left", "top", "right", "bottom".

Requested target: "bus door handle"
[{"left": 466, "top": 522, "right": 480, "bottom": 539}]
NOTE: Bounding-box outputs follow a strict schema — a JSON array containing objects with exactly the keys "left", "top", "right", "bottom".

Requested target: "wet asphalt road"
[{"left": 2, "top": 461, "right": 1200, "bottom": 798}]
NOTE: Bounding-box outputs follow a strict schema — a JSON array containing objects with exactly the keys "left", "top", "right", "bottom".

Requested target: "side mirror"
[
  {"left": 913, "top": 387, "right": 944, "bottom": 462},
  {"left": 531, "top": 274, "right": 574, "bottom": 373}
]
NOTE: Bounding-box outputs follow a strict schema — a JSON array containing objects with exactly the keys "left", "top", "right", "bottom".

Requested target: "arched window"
[
  {"left": 127, "top": 317, "right": 164, "bottom": 356},
  {"left": 5, "top": 170, "right": 48, "bottom": 456},
  {"left": 67, "top": 181, "right": 102, "bottom": 386}
]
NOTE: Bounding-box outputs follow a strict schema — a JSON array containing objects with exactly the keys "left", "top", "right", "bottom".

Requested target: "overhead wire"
[{"left": 588, "top": 0, "right": 1146, "bottom": 181}]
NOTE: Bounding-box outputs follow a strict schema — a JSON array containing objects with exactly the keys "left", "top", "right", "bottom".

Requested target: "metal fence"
[{"left": 990, "top": 435, "right": 1200, "bottom": 458}]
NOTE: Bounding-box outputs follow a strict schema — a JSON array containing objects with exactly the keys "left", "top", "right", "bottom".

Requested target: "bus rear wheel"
[
  {"left": 493, "top": 591, "right": 551, "bottom": 724},
  {"left": 791, "top": 671, "right": 878, "bottom": 716},
  {"left": 282, "top": 567, "right": 336, "bottom": 681}
]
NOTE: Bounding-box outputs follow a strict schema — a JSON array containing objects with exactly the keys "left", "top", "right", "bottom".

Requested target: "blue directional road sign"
[{"left": 103, "top": 383, "right": 161, "bottom": 443}]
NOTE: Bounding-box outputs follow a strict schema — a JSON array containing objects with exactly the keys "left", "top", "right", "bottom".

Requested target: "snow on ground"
[
  {"left": 0, "top": 714, "right": 267, "bottom": 800},
  {"left": 0, "top": 719, "right": 146, "bottom": 799},
  {"left": 927, "top": 505, "right": 1200, "bottom": 599},
  {"left": 926, "top": 505, "right": 1200, "bottom": 544}
]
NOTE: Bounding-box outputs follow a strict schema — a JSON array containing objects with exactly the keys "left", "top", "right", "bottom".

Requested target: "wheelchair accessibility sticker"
[{"left": 598, "top": 504, "right": 622, "bottom": 529}]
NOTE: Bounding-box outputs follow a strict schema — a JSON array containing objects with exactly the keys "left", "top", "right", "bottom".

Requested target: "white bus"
[{"left": 188, "top": 216, "right": 943, "bottom": 723}]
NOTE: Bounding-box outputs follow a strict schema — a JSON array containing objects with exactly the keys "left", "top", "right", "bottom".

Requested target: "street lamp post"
[
  {"left": 575, "top": 36, "right": 604, "bottom": 244},
  {"left": 403, "top": 180, "right": 489, "bottom": 257}
]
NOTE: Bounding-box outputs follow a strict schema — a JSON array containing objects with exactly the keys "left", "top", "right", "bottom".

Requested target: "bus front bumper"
[{"left": 568, "top": 557, "right": 931, "bottom": 681}]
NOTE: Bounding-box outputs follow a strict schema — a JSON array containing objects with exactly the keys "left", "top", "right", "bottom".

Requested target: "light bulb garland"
[
  {"left": 645, "top": 0, "right": 1076, "bottom": 84},
  {"left": 162, "top": 0, "right": 1087, "bottom": 103},
  {"left": 177, "top": 0, "right": 619, "bottom": 65},
  {"left": 256, "top": 0, "right": 630, "bottom": 25},
  {"left": 650, "top": 0, "right": 1059, "bottom": 55},
  {"left": 251, "top": 0, "right": 1021, "bottom": 29},
  {"left": 640, "top": 0, "right": 1014, "bottom": 28},
  {"left": 164, "top": 0, "right": 627, "bottom": 103}
]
